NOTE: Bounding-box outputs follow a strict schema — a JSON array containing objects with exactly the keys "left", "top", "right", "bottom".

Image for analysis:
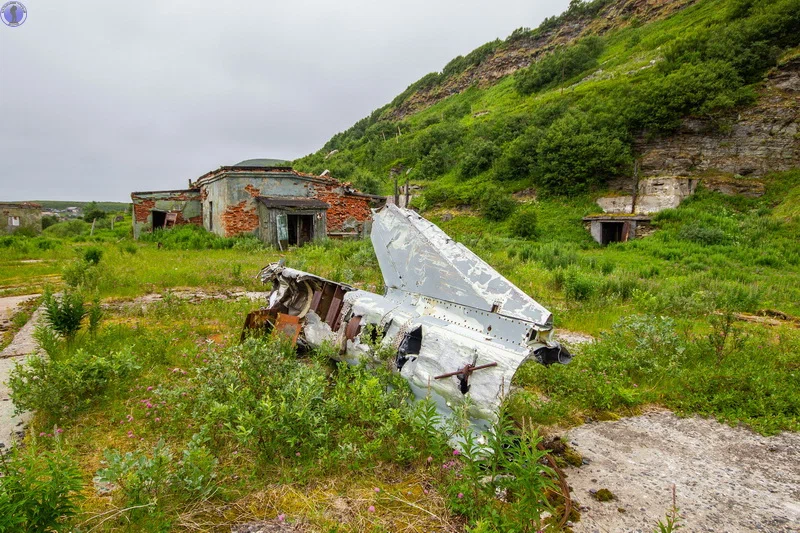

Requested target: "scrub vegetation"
[{"left": 1, "top": 0, "right": 799, "bottom": 530}]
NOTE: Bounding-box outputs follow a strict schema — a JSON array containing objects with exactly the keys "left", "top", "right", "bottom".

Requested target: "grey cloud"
[{"left": 0, "top": 0, "right": 570, "bottom": 201}]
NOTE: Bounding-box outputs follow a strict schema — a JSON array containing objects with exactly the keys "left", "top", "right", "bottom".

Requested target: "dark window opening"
[
  {"left": 287, "top": 214, "right": 314, "bottom": 246},
  {"left": 208, "top": 201, "right": 213, "bottom": 231},
  {"left": 601, "top": 222, "right": 626, "bottom": 245},
  {"left": 152, "top": 210, "right": 167, "bottom": 230}
]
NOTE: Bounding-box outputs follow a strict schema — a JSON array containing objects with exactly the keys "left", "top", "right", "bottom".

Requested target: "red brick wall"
[
  {"left": 244, "top": 184, "right": 261, "bottom": 197},
  {"left": 221, "top": 200, "right": 259, "bottom": 237},
  {"left": 131, "top": 191, "right": 203, "bottom": 229},
  {"left": 133, "top": 198, "right": 155, "bottom": 223},
  {"left": 313, "top": 183, "right": 373, "bottom": 232}
]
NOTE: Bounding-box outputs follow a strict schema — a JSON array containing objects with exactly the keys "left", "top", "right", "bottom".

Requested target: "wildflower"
[
  {"left": 458, "top": 493, "right": 464, "bottom": 499},
  {"left": 39, "top": 432, "right": 45, "bottom": 437},
  {"left": 56, "top": 428, "right": 63, "bottom": 434},
  {"left": 368, "top": 506, "right": 375, "bottom": 513},
  {"left": 633, "top": 383, "right": 639, "bottom": 388},
  {"left": 155, "top": 417, "right": 161, "bottom": 422},
  {"left": 147, "top": 386, "right": 153, "bottom": 391},
  {"left": 374, "top": 487, "right": 380, "bottom": 493},
  {"left": 423, "top": 489, "right": 429, "bottom": 495},
  {"left": 296, "top": 452, "right": 301, "bottom": 457},
  {"left": 126, "top": 414, "right": 134, "bottom": 422},
  {"left": 426, "top": 456, "right": 433, "bottom": 463},
  {"left": 277, "top": 514, "right": 285, "bottom": 522},
  {"left": 452, "top": 449, "right": 460, "bottom": 456}
]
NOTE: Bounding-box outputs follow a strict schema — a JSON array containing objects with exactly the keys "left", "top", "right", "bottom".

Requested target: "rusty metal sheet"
[{"left": 274, "top": 313, "right": 302, "bottom": 345}]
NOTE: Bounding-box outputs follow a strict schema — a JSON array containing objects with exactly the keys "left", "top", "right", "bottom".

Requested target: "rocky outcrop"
[
  {"left": 636, "top": 57, "right": 800, "bottom": 178},
  {"left": 387, "top": 0, "right": 698, "bottom": 120}
]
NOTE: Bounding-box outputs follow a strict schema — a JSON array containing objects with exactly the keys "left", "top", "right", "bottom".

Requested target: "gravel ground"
[{"left": 564, "top": 408, "right": 800, "bottom": 533}]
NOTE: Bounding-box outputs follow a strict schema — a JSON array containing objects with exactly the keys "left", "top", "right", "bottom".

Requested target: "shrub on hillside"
[
  {"left": 480, "top": 189, "right": 516, "bottom": 221},
  {"left": 515, "top": 36, "right": 604, "bottom": 95},
  {"left": 536, "top": 111, "right": 632, "bottom": 194},
  {"left": 509, "top": 207, "right": 538, "bottom": 239},
  {"left": 460, "top": 138, "right": 501, "bottom": 178}
]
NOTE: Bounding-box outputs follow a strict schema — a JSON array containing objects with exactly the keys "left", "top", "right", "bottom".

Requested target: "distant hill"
[
  {"left": 294, "top": 0, "right": 799, "bottom": 204},
  {"left": 31, "top": 201, "right": 130, "bottom": 213}
]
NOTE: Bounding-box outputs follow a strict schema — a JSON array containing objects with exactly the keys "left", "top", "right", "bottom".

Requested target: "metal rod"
[{"left": 433, "top": 362, "right": 497, "bottom": 380}]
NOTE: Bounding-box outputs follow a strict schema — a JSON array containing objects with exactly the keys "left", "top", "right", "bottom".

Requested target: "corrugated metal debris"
[{"left": 244, "top": 205, "right": 571, "bottom": 423}]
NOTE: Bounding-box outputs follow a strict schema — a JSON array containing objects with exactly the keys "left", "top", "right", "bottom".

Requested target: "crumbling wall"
[
  {"left": 313, "top": 182, "right": 373, "bottom": 233},
  {"left": 130, "top": 190, "right": 202, "bottom": 239},
  {"left": 1, "top": 203, "right": 41, "bottom": 235},
  {"left": 202, "top": 174, "right": 312, "bottom": 238},
  {"left": 221, "top": 200, "right": 260, "bottom": 237}
]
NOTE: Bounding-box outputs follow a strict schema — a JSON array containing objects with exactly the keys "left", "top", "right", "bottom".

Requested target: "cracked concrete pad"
[
  {"left": 565, "top": 409, "right": 800, "bottom": 533},
  {"left": 0, "top": 299, "right": 43, "bottom": 449}
]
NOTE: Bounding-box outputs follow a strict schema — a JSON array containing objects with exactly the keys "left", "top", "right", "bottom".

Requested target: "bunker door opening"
[
  {"left": 288, "top": 214, "right": 314, "bottom": 246},
  {"left": 151, "top": 210, "right": 167, "bottom": 231}
]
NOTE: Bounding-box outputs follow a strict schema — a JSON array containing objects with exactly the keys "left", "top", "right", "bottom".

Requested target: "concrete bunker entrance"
[
  {"left": 601, "top": 222, "right": 626, "bottom": 245},
  {"left": 287, "top": 214, "right": 314, "bottom": 246}
]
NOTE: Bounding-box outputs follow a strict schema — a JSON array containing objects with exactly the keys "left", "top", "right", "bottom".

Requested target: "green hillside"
[{"left": 294, "top": 0, "right": 799, "bottom": 203}]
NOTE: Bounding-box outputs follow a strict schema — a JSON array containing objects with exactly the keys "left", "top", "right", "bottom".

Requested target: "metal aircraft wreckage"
[{"left": 244, "top": 204, "right": 572, "bottom": 424}]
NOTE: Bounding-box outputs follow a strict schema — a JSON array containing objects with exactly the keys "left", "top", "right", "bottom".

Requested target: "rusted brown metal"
[
  {"left": 344, "top": 315, "right": 362, "bottom": 341},
  {"left": 240, "top": 308, "right": 278, "bottom": 341},
  {"left": 274, "top": 313, "right": 302, "bottom": 345},
  {"left": 434, "top": 362, "right": 498, "bottom": 380}
]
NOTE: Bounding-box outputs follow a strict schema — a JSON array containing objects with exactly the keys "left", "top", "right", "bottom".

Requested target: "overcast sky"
[{"left": 0, "top": 0, "right": 570, "bottom": 202}]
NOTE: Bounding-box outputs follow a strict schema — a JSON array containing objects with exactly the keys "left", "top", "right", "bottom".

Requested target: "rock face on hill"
[
  {"left": 388, "top": 0, "right": 698, "bottom": 120},
  {"left": 636, "top": 56, "right": 800, "bottom": 179}
]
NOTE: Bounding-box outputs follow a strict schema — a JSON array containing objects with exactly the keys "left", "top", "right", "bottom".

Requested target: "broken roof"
[{"left": 256, "top": 196, "right": 330, "bottom": 209}]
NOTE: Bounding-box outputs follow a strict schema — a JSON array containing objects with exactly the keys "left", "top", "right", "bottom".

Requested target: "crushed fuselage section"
[{"left": 245, "top": 206, "right": 571, "bottom": 422}]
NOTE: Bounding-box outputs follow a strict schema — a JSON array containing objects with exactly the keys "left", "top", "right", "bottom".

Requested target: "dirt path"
[
  {"left": 564, "top": 409, "right": 800, "bottom": 532},
  {"left": 0, "top": 295, "right": 42, "bottom": 449}
]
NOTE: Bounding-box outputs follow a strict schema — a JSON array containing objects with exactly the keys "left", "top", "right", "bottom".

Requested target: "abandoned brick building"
[
  {"left": 131, "top": 159, "right": 384, "bottom": 247},
  {"left": 1, "top": 202, "right": 42, "bottom": 235}
]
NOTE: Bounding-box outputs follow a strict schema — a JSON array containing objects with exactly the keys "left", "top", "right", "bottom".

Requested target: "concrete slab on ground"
[{"left": 565, "top": 409, "right": 800, "bottom": 533}]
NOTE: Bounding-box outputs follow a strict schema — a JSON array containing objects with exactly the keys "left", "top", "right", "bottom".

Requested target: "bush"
[
  {"left": 515, "top": 36, "right": 604, "bottom": 95},
  {"left": 536, "top": 111, "right": 631, "bottom": 195},
  {"left": 8, "top": 343, "right": 139, "bottom": 417},
  {"left": 0, "top": 441, "right": 84, "bottom": 532},
  {"left": 83, "top": 246, "right": 103, "bottom": 265},
  {"left": 42, "top": 290, "right": 87, "bottom": 340},
  {"left": 41, "top": 215, "right": 60, "bottom": 230},
  {"left": 480, "top": 189, "right": 516, "bottom": 221},
  {"left": 460, "top": 139, "right": 501, "bottom": 178},
  {"left": 43, "top": 220, "right": 90, "bottom": 238},
  {"left": 61, "top": 259, "right": 101, "bottom": 290},
  {"left": 564, "top": 267, "right": 596, "bottom": 300},
  {"left": 509, "top": 207, "right": 538, "bottom": 239}
]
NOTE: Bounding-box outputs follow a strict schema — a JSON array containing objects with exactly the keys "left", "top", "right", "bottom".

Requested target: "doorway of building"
[
  {"left": 287, "top": 214, "right": 314, "bottom": 246},
  {"left": 151, "top": 210, "right": 167, "bottom": 231},
  {"left": 601, "top": 222, "right": 626, "bottom": 244}
]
